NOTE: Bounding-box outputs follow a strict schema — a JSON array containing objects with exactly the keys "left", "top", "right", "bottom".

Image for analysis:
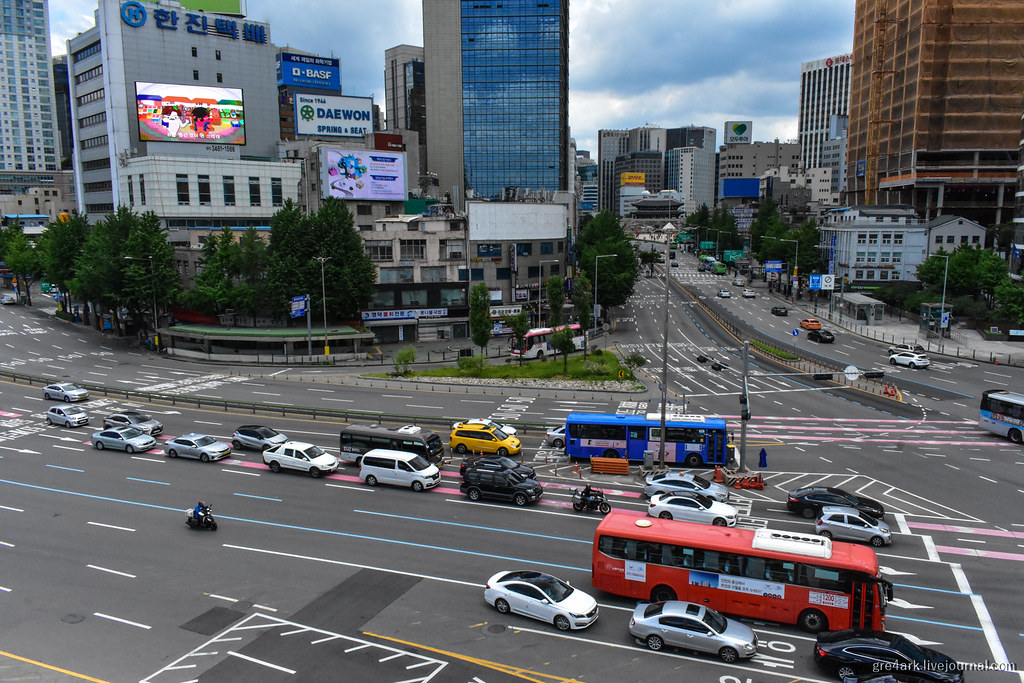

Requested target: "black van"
[{"left": 339, "top": 424, "right": 445, "bottom": 464}]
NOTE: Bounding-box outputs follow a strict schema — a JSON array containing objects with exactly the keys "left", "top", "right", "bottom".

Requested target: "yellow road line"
[{"left": 0, "top": 650, "right": 109, "bottom": 682}]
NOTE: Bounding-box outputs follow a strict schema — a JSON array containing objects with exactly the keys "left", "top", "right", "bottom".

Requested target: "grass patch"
[
  {"left": 750, "top": 340, "right": 799, "bottom": 360},
  {"left": 404, "top": 352, "right": 635, "bottom": 381}
]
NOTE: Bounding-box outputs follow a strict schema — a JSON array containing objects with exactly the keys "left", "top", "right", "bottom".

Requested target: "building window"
[
  {"left": 400, "top": 239, "right": 426, "bottom": 260},
  {"left": 223, "top": 176, "right": 235, "bottom": 206},
  {"left": 946, "top": 235, "right": 955, "bottom": 244},
  {"left": 471, "top": 268, "right": 484, "bottom": 281},
  {"left": 215, "top": 49, "right": 221, "bottom": 60},
  {"left": 891, "top": 270, "right": 901, "bottom": 280},
  {"left": 80, "top": 134, "right": 108, "bottom": 149},
  {"left": 127, "top": 175, "right": 134, "bottom": 205},
  {"left": 378, "top": 268, "right": 400, "bottom": 284},
  {"left": 540, "top": 242, "right": 554, "bottom": 254},
  {"left": 74, "top": 65, "right": 102, "bottom": 84},
  {"left": 271, "top": 177, "right": 282, "bottom": 206},
  {"left": 879, "top": 270, "right": 889, "bottom": 280},
  {"left": 960, "top": 236, "right": 968, "bottom": 244},
  {"left": 855, "top": 251, "right": 866, "bottom": 264},
  {"left": 197, "top": 174, "right": 211, "bottom": 205},
  {"left": 891, "top": 252, "right": 902, "bottom": 263},
  {"left": 248, "top": 177, "right": 261, "bottom": 206},
  {"left": 880, "top": 252, "right": 891, "bottom": 263},
  {"left": 440, "top": 288, "right": 466, "bottom": 306},
  {"left": 398, "top": 267, "right": 414, "bottom": 283},
  {"left": 855, "top": 270, "right": 864, "bottom": 279},
  {"left": 934, "top": 234, "right": 943, "bottom": 244},
  {"left": 972, "top": 235, "right": 980, "bottom": 244},
  {"left": 856, "top": 232, "right": 867, "bottom": 245},
  {"left": 866, "top": 253, "right": 876, "bottom": 263},
  {"left": 372, "top": 290, "right": 394, "bottom": 307},
  {"left": 892, "top": 234, "right": 903, "bottom": 245},
  {"left": 441, "top": 239, "right": 464, "bottom": 260},
  {"left": 176, "top": 174, "right": 189, "bottom": 205},
  {"left": 78, "top": 111, "right": 106, "bottom": 128},
  {"left": 216, "top": 73, "right": 222, "bottom": 83},
  {"left": 191, "top": 46, "right": 197, "bottom": 57},
  {"left": 72, "top": 41, "right": 101, "bottom": 62},
  {"left": 364, "top": 240, "right": 393, "bottom": 261},
  {"left": 881, "top": 233, "right": 892, "bottom": 245},
  {"left": 421, "top": 266, "right": 446, "bottom": 282},
  {"left": 139, "top": 174, "right": 146, "bottom": 204},
  {"left": 516, "top": 243, "right": 533, "bottom": 256},
  {"left": 496, "top": 267, "right": 511, "bottom": 280},
  {"left": 76, "top": 88, "right": 104, "bottom": 106},
  {"left": 865, "top": 270, "right": 875, "bottom": 279},
  {"left": 356, "top": 204, "right": 372, "bottom": 215},
  {"left": 401, "top": 289, "right": 427, "bottom": 306}
]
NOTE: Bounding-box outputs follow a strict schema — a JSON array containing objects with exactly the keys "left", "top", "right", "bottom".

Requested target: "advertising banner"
[
  {"left": 689, "top": 571, "right": 786, "bottom": 599},
  {"left": 277, "top": 52, "right": 341, "bottom": 90},
  {"left": 724, "top": 121, "right": 752, "bottom": 144},
  {"left": 323, "top": 148, "right": 406, "bottom": 201},
  {"left": 136, "top": 82, "right": 245, "bottom": 144},
  {"left": 620, "top": 172, "right": 645, "bottom": 186},
  {"left": 295, "top": 93, "right": 372, "bottom": 137}
]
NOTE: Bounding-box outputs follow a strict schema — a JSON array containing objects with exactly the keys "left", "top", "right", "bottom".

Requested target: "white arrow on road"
[
  {"left": 879, "top": 565, "right": 916, "bottom": 576},
  {"left": 888, "top": 597, "right": 932, "bottom": 610},
  {"left": 0, "top": 445, "right": 41, "bottom": 454},
  {"left": 146, "top": 409, "right": 181, "bottom": 415},
  {"left": 890, "top": 630, "right": 943, "bottom": 647}
]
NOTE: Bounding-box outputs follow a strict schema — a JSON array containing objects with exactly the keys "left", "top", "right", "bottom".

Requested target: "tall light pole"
[
  {"left": 593, "top": 254, "right": 614, "bottom": 334},
  {"left": 935, "top": 253, "right": 950, "bottom": 352},
  {"left": 712, "top": 230, "right": 723, "bottom": 261},
  {"left": 658, "top": 240, "right": 671, "bottom": 467},
  {"left": 124, "top": 255, "right": 158, "bottom": 349},
  {"left": 765, "top": 236, "right": 798, "bottom": 302},
  {"left": 538, "top": 259, "right": 559, "bottom": 327},
  {"left": 313, "top": 256, "right": 331, "bottom": 356}
]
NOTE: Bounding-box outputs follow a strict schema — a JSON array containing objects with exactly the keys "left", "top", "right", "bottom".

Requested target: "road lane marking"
[
  {"left": 233, "top": 493, "right": 281, "bottom": 502},
  {"left": 0, "top": 650, "right": 109, "bottom": 683},
  {"left": 93, "top": 612, "right": 150, "bottom": 629},
  {"left": 125, "top": 477, "right": 170, "bottom": 486},
  {"left": 87, "top": 564, "right": 136, "bottom": 578},
  {"left": 226, "top": 651, "right": 295, "bottom": 674},
  {"left": 46, "top": 464, "right": 84, "bottom": 472},
  {"left": 88, "top": 522, "right": 135, "bottom": 532}
]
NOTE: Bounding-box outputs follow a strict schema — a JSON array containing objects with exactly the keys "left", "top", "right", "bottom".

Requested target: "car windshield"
[
  {"left": 305, "top": 445, "right": 327, "bottom": 458},
  {"left": 701, "top": 607, "right": 728, "bottom": 633},
  {"left": 691, "top": 475, "right": 711, "bottom": 489},
  {"left": 123, "top": 412, "right": 147, "bottom": 420},
  {"left": 121, "top": 428, "right": 144, "bottom": 438},
  {"left": 491, "top": 428, "right": 509, "bottom": 440},
  {"left": 63, "top": 384, "right": 83, "bottom": 391},
  {"left": 409, "top": 455, "right": 431, "bottom": 471},
  {"left": 531, "top": 574, "right": 573, "bottom": 603},
  {"left": 66, "top": 407, "right": 86, "bottom": 414},
  {"left": 195, "top": 436, "right": 216, "bottom": 447},
  {"left": 891, "top": 635, "right": 926, "bottom": 662},
  {"left": 507, "top": 470, "right": 527, "bottom": 484},
  {"left": 690, "top": 492, "right": 713, "bottom": 507},
  {"left": 255, "top": 427, "right": 279, "bottom": 437}
]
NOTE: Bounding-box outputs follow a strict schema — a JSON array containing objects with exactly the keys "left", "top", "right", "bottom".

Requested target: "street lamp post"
[
  {"left": 658, "top": 240, "right": 672, "bottom": 467},
  {"left": 538, "top": 259, "right": 559, "bottom": 327},
  {"left": 935, "top": 253, "right": 950, "bottom": 352},
  {"left": 124, "top": 255, "right": 158, "bottom": 349},
  {"left": 765, "top": 236, "right": 798, "bottom": 302},
  {"left": 313, "top": 256, "right": 331, "bottom": 356},
  {"left": 593, "top": 254, "right": 614, "bottom": 334}
]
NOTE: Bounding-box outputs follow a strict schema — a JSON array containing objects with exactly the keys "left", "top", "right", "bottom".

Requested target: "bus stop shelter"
[{"left": 840, "top": 292, "right": 886, "bottom": 325}]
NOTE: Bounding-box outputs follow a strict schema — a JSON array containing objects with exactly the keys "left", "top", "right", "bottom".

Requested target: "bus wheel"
[
  {"left": 650, "top": 585, "right": 676, "bottom": 602},
  {"left": 797, "top": 608, "right": 828, "bottom": 633},
  {"left": 602, "top": 449, "right": 619, "bottom": 458},
  {"left": 684, "top": 453, "right": 702, "bottom": 467},
  {"left": 1010, "top": 429, "right": 1023, "bottom": 444}
]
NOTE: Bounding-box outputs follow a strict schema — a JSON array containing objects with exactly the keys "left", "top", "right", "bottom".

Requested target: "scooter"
[
  {"left": 571, "top": 488, "right": 611, "bottom": 515},
  {"left": 186, "top": 504, "right": 218, "bottom": 531}
]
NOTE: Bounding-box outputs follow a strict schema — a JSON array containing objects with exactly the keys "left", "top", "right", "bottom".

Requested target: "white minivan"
[{"left": 359, "top": 448, "right": 441, "bottom": 492}]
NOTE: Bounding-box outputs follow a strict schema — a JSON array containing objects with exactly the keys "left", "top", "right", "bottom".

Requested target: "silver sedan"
[
  {"left": 643, "top": 472, "right": 730, "bottom": 502},
  {"left": 629, "top": 601, "right": 757, "bottom": 662},
  {"left": 43, "top": 383, "right": 90, "bottom": 402},
  {"left": 91, "top": 427, "right": 157, "bottom": 453},
  {"left": 165, "top": 433, "right": 232, "bottom": 462},
  {"left": 103, "top": 411, "right": 164, "bottom": 435}
]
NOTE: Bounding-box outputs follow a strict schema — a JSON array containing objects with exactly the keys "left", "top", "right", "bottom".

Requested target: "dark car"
[
  {"left": 787, "top": 486, "right": 885, "bottom": 519},
  {"left": 814, "top": 630, "right": 964, "bottom": 682},
  {"left": 460, "top": 467, "right": 543, "bottom": 506},
  {"left": 807, "top": 329, "right": 836, "bottom": 343},
  {"left": 771, "top": 306, "right": 788, "bottom": 316},
  {"left": 459, "top": 454, "right": 535, "bottom": 479}
]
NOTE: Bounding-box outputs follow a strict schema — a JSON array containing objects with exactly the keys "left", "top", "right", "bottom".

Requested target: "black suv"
[
  {"left": 460, "top": 467, "right": 543, "bottom": 506},
  {"left": 771, "top": 306, "right": 788, "bottom": 316},
  {"left": 459, "top": 454, "right": 535, "bottom": 479}
]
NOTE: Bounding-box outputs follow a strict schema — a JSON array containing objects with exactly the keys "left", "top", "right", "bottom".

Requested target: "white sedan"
[
  {"left": 484, "top": 570, "right": 598, "bottom": 631},
  {"left": 647, "top": 492, "right": 738, "bottom": 526},
  {"left": 717, "top": 289, "right": 731, "bottom": 298},
  {"left": 0, "top": 293, "right": 16, "bottom": 305},
  {"left": 742, "top": 289, "right": 756, "bottom": 299},
  {"left": 888, "top": 351, "right": 930, "bottom": 369}
]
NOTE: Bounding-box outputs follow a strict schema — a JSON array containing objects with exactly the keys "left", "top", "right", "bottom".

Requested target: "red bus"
[{"left": 592, "top": 512, "right": 892, "bottom": 633}]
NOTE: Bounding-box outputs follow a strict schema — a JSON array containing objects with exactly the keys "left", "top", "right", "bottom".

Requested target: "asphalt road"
[{"left": 1, "top": 285, "right": 1022, "bottom": 683}]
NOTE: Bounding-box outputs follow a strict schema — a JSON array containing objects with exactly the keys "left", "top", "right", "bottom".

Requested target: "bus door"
[
  {"left": 849, "top": 580, "right": 876, "bottom": 629},
  {"left": 627, "top": 426, "right": 647, "bottom": 461},
  {"left": 705, "top": 432, "right": 724, "bottom": 465}
]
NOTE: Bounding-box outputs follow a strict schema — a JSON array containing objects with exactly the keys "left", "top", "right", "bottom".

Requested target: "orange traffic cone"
[
  {"left": 573, "top": 463, "right": 581, "bottom": 478},
  {"left": 732, "top": 476, "right": 745, "bottom": 489},
  {"left": 713, "top": 465, "right": 724, "bottom": 483}
]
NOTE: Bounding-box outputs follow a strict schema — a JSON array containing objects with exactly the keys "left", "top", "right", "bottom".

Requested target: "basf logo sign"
[
  {"left": 277, "top": 52, "right": 341, "bottom": 91},
  {"left": 724, "top": 121, "right": 753, "bottom": 145},
  {"left": 295, "top": 94, "right": 373, "bottom": 137}
]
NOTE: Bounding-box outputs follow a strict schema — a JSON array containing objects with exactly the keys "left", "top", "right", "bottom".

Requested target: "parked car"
[
  {"left": 813, "top": 629, "right": 964, "bottom": 682},
  {"left": 0, "top": 293, "right": 16, "bottom": 305},
  {"left": 742, "top": 289, "right": 756, "bottom": 298},
  {"left": 807, "top": 329, "right": 836, "bottom": 343},
  {"left": 717, "top": 289, "right": 731, "bottom": 298},
  {"left": 451, "top": 417, "right": 518, "bottom": 437},
  {"left": 889, "top": 351, "right": 930, "bottom": 369},
  {"left": 647, "top": 492, "right": 738, "bottom": 526},
  {"left": 816, "top": 506, "right": 892, "bottom": 546},
  {"left": 629, "top": 601, "right": 757, "bottom": 662},
  {"left": 800, "top": 318, "right": 823, "bottom": 330},
  {"left": 232, "top": 425, "right": 288, "bottom": 451},
  {"left": 263, "top": 441, "right": 339, "bottom": 477},
  {"left": 485, "top": 570, "right": 598, "bottom": 631},
  {"left": 45, "top": 405, "right": 89, "bottom": 428},
  {"left": 771, "top": 306, "right": 789, "bottom": 316},
  {"left": 360, "top": 448, "right": 440, "bottom": 491},
  {"left": 43, "top": 382, "right": 89, "bottom": 402},
  {"left": 545, "top": 425, "right": 566, "bottom": 448},
  {"left": 643, "top": 472, "right": 730, "bottom": 502},
  {"left": 103, "top": 410, "right": 164, "bottom": 435},
  {"left": 165, "top": 433, "right": 232, "bottom": 462},
  {"left": 888, "top": 343, "right": 926, "bottom": 355},
  {"left": 91, "top": 426, "right": 157, "bottom": 453},
  {"left": 459, "top": 454, "right": 535, "bottom": 479},
  {"left": 460, "top": 467, "right": 543, "bottom": 506},
  {"left": 449, "top": 424, "right": 521, "bottom": 457},
  {"left": 787, "top": 486, "right": 885, "bottom": 519}
]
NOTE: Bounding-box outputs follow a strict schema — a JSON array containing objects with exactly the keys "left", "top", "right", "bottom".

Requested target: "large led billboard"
[
  {"left": 322, "top": 148, "right": 406, "bottom": 201},
  {"left": 136, "top": 82, "right": 245, "bottom": 145}
]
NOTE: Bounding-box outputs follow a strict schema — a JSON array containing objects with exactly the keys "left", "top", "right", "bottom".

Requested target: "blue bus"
[
  {"left": 565, "top": 412, "right": 730, "bottom": 466},
  {"left": 979, "top": 389, "right": 1024, "bottom": 443}
]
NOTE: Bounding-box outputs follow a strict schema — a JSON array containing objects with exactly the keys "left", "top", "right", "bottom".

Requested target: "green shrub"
[
  {"left": 750, "top": 340, "right": 799, "bottom": 360},
  {"left": 392, "top": 346, "right": 416, "bottom": 376},
  {"left": 592, "top": 348, "right": 603, "bottom": 356},
  {"left": 457, "top": 354, "right": 486, "bottom": 375}
]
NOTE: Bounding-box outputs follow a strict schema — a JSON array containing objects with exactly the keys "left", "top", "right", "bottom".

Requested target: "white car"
[
  {"left": 647, "top": 492, "right": 738, "bottom": 526},
  {"left": 0, "top": 293, "right": 16, "bottom": 305},
  {"left": 888, "top": 351, "right": 930, "bottom": 369},
  {"left": 742, "top": 289, "right": 756, "bottom": 299},
  {"left": 484, "top": 570, "right": 598, "bottom": 631},
  {"left": 452, "top": 417, "right": 518, "bottom": 437},
  {"left": 545, "top": 425, "right": 565, "bottom": 448},
  {"left": 717, "top": 289, "right": 731, "bottom": 298},
  {"left": 43, "top": 382, "right": 89, "bottom": 402},
  {"left": 263, "top": 441, "right": 339, "bottom": 478},
  {"left": 643, "top": 472, "right": 731, "bottom": 502}
]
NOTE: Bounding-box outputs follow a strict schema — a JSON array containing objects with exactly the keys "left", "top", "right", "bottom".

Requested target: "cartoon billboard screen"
[
  {"left": 135, "top": 82, "right": 245, "bottom": 145},
  {"left": 322, "top": 148, "right": 406, "bottom": 201}
]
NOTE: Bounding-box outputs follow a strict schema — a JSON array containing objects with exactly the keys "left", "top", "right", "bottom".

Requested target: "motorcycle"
[
  {"left": 186, "top": 504, "right": 218, "bottom": 531},
  {"left": 571, "top": 488, "right": 611, "bottom": 515}
]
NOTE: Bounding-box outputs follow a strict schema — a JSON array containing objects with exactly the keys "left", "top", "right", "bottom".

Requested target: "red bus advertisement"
[{"left": 592, "top": 512, "right": 892, "bottom": 633}]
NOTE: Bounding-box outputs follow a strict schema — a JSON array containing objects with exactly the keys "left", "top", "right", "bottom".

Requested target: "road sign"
[
  {"left": 290, "top": 295, "right": 308, "bottom": 319},
  {"left": 723, "top": 250, "right": 744, "bottom": 262},
  {"left": 844, "top": 365, "right": 860, "bottom": 381},
  {"left": 700, "top": 240, "right": 714, "bottom": 250},
  {"left": 809, "top": 274, "right": 834, "bottom": 290},
  {"left": 791, "top": 329, "right": 799, "bottom": 336},
  {"left": 765, "top": 261, "right": 782, "bottom": 273},
  {"left": 940, "top": 312, "right": 950, "bottom": 328}
]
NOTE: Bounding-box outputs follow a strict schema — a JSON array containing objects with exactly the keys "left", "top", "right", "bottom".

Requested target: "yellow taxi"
[{"left": 449, "top": 424, "right": 521, "bottom": 457}]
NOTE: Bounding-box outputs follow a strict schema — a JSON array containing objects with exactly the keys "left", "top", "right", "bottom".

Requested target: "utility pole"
[
  {"left": 658, "top": 239, "right": 671, "bottom": 468},
  {"left": 739, "top": 341, "right": 750, "bottom": 471}
]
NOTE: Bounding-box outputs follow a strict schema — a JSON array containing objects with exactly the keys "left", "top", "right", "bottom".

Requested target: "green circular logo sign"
[{"left": 299, "top": 105, "right": 315, "bottom": 121}]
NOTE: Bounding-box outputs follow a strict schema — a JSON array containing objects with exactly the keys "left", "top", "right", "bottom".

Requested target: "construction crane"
[{"left": 865, "top": 0, "right": 893, "bottom": 206}]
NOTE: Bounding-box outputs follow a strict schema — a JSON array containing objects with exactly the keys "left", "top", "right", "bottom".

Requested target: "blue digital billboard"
[{"left": 277, "top": 52, "right": 341, "bottom": 91}]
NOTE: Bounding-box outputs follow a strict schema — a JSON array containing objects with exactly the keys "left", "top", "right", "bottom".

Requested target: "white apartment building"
[
  {"left": 819, "top": 205, "right": 927, "bottom": 285},
  {"left": 799, "top": 52, "right": 851, "bottom": 172}
]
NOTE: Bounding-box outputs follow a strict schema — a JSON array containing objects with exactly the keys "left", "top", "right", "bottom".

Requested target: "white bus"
[
  {"left": 979, "top": 389, "right": 1024, "bottom": 443},
  {"left": 509, "top": 323, "right": 585, "bottom": 360}
]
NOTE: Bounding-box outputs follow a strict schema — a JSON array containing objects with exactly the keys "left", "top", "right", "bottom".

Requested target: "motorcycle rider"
[
  {"left": 193, "top": 500, "right": 206, "bottom": 520},
  {"left": 581, "top": 484, "right": 595, "bottom": 508}
]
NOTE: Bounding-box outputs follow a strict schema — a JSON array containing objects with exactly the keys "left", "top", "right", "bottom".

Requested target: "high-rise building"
[
  {"left": 718, "top": 139, "right": 802, "bottom": 197},
  {"left": 847, "top": 0, "right": 1024, "bottom": 225},
  {"left": 384, "top": 45, "right": 425, "bottom": 174},
  {"left": 612, "top": 150, "right": 663, "bottom": 215},
  {"left": 597, "top": 129, "right": 629, "bottom": 213},
  {"left": 0, "top": 0, "right": 59, "bottom": 173},
  {"left": 52, "top": 55, "right": 73, "bottom": 164},
  {"left": 664, "top": 127, "right": 717, "bottom": 215},
  {"left": 423, "top": 0, "right": 569, "bottom": 205},
  {"left": 799, "top": 53, "right": 852, "bottom": 172}
]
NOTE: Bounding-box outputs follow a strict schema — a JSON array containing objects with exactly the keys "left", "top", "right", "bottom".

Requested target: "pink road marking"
[
  {"left": 935, "top": 546, "right": 1024, "bottom": 562},
  {"left": 0, "top": 411, "right": 22, "bottom": 417},
  {"left": 751, "top": 426, "right": 983, "bottom": 435},
  {"left": 908, "top": 522, "right": 1024, "bottom": 539},
  {"left": 748, "top": 435, "right": 1004, "bottom": 446}
]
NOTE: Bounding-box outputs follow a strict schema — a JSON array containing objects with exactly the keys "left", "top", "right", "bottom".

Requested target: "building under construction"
[{"left": 845, "top": 0, "right": 1024, "bottom": 227}]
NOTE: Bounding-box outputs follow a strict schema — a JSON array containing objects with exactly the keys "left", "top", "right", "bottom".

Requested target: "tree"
[
  {"left": 995, "top": 281, "right": 1024, "bottom": 325},
  {"left": 393, "top": 345, "right": 416, "bottom": 375},
  {"left": 184, "top": 227, "right": 237, "bottom": 315},
  {"left": 637, "top": 249, "right": 660, "bottom": 276},
  {"left": 545, "top": 275, "right": 565, "bottom": 327},
  {"left": 468, "top": 282, "right": 492, "bottom": 359},
  {"left": 576, "top": 212, "right": 638, "bottom": 315},
  {"left": 122, "top": 210, "right": 179, "bottom": 338},
  {"left": 231, "top": 227, "right": 270, "bottom": 317},
  {"left": 72, "top": 207, "right": 134, "bottom": 332},
  {"left": 0, "top": 224, "right": 40, "bottom": 306},
  {"left": 571, "top": 273, "right": 593, "bottom": 357},
  {"left": 549, "top": 327, "right": 575, "bottom": 374},
  {"left": 36, "top": 212, "right": 89, "bottom": 316},
  {"left": 506, "top": 310, "right": 532, "bottom": 367}
]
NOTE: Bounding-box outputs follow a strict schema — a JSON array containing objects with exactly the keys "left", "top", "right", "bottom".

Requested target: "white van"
[{"left": 359, "top": 448, "right": 441, "bottom": 492}]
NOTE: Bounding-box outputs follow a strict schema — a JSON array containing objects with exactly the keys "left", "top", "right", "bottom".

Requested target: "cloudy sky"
[{"left": 47, "top": 0, "right": 855, "bottom": 153}]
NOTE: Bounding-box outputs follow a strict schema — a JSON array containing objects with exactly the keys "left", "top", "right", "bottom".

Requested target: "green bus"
[{"left": 710, "top": 261, "right": 727, "bottom": 275}]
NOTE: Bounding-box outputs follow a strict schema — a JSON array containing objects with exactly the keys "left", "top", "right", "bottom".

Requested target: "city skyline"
[{"left": 47, "top": 0, "right": 856, "bottom": 154}]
